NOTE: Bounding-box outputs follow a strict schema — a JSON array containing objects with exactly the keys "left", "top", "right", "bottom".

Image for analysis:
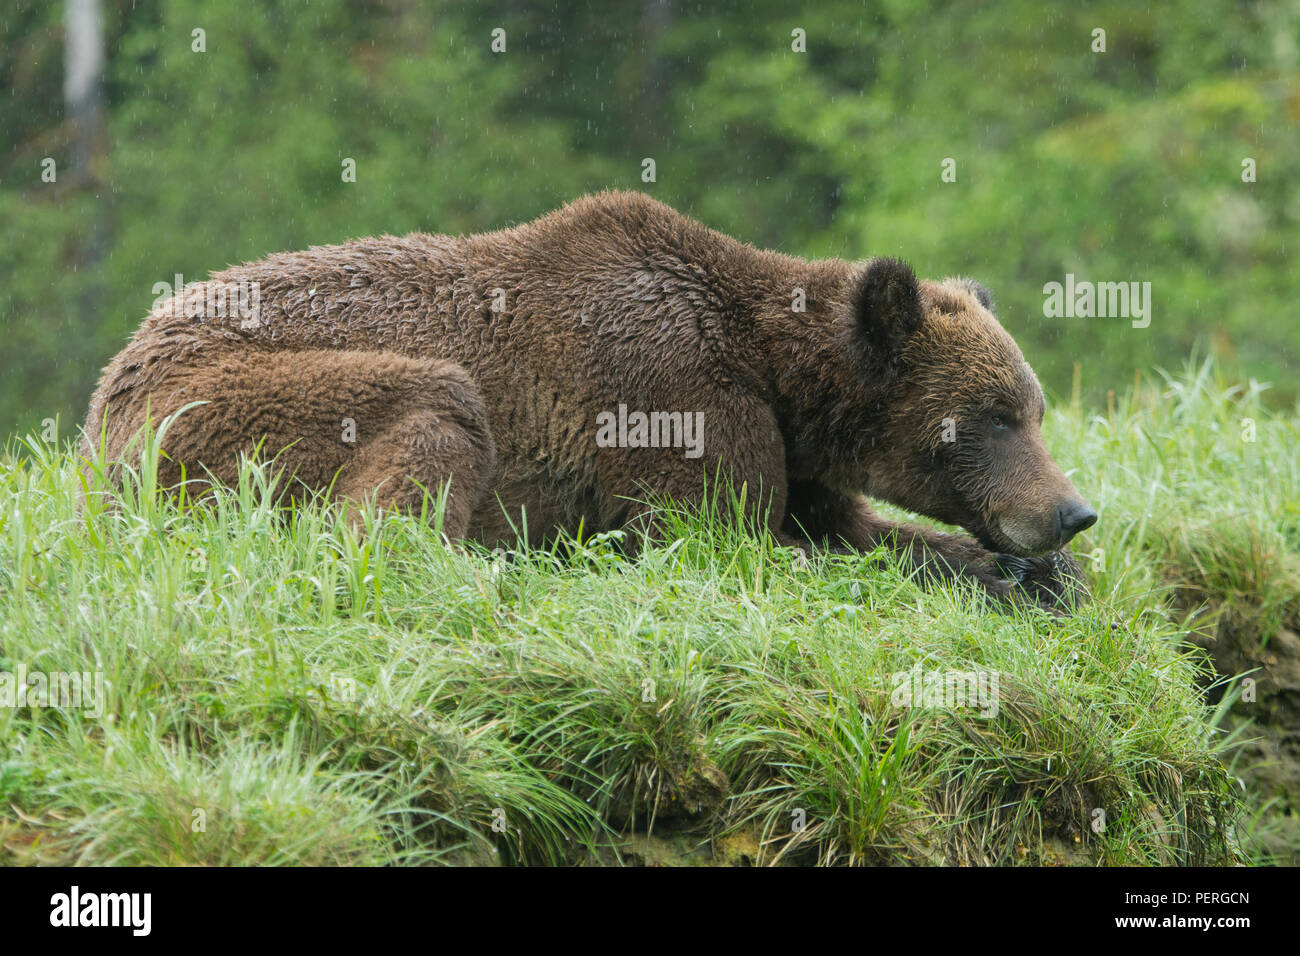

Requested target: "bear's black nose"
[{"left": 1057, "top": 500, "right": 1097, "bottom": 543}]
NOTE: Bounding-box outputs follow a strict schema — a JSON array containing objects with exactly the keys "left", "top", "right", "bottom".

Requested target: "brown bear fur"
[{"left": 81, "top": 190, "right": 1094, "bottom": 609}]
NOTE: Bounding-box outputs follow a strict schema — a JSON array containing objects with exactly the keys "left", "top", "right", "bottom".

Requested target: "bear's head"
[{"left": 846, "top": 257, "right": 1096, "bottom": 558}]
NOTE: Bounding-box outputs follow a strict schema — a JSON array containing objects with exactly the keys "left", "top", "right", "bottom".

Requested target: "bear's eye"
[{"left": 990, "top": 414, "right": 1010, "bottom": 431}]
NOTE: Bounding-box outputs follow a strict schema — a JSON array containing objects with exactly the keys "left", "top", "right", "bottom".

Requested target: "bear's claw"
[
  {"left": 999, "top": 549, "right": 1089, "bottom": 613},
  {"left": 993, "top": 553, "right": 1035, "bottom": 583}
]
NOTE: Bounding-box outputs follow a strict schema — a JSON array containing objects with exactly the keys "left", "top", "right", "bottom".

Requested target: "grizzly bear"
[{"left": 81, "top": 191, "right": 1095, "bottom": 610}]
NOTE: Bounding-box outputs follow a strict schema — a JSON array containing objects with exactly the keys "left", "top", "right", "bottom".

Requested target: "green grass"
[{"left": 1, "top": 359, "right": 1293, "bottom": 866}]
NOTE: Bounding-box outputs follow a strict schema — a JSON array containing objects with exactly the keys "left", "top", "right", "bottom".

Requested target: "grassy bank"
[{"left": 0, "top": 361, "right": 1293, "bottom": 865}]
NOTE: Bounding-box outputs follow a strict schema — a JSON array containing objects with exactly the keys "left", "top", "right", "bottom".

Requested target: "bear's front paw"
[
  {"left": 996, "top": 549, "right": 1089, "bottom": 613},
  {"left": 993, "top": 553, "right": 1034, "bottom": 583}
]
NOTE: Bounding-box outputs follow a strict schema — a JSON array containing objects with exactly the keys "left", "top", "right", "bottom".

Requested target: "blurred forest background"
[{"left": 1, "top": 0, "right": 1297, "bottom": 437}]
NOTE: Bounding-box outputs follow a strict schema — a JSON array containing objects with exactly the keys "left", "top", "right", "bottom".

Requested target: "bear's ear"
[
  {"left": 952, "top": 277, "right": 994, "bottom": 311},
  {"left": 851, "top": 257, "right": 923, "bottom": 365}
]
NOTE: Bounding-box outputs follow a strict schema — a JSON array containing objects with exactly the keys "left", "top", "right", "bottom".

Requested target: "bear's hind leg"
[
  {"left": 85, "top": 348, "right": 494, "bottom": 539},
  {"left": 281, "top": 351, "right": 496, "bottom": 537},
  {"left": 331, "top": 395, "right": 495, "bottom": 537}
]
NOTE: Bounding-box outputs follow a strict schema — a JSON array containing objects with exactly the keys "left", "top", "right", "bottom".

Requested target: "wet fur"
[{"left": 82, "top": 191, "right": 1088, "bottom": 610}]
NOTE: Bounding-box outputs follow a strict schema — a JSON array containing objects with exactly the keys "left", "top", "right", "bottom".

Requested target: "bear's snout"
[
  {"left": 993, "top": 495, "right": 1096, "bottom": 556},
  {"left": 1056, "top": 499, "right": 1097, "bottom": 545}
]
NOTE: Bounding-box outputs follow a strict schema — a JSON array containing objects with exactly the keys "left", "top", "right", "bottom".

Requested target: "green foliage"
[{"left": 2, "top": 0, "right": 1298, "bottom": 433}]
